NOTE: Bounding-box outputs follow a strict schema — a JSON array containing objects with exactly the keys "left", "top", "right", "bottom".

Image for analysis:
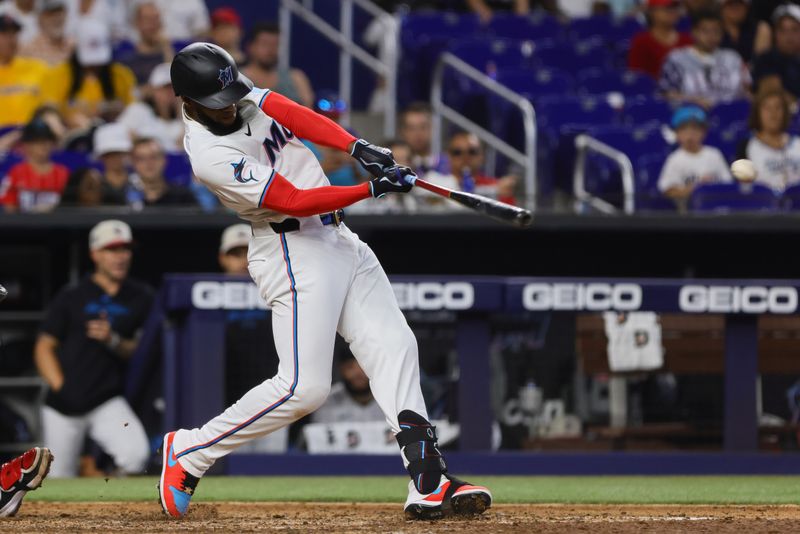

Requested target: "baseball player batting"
[{"left": 158, "top": 43, "right": 491, "bottom": 520}]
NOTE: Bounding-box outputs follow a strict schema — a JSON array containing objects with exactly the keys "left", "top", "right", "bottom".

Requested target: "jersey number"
[{"left": 263, "top": 122, "right": 295, "bottom": 166}]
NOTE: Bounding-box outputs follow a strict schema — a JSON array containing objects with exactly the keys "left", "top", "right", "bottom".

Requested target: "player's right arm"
[
  {"left": 34, "top": 334, "right": 64, "bottom": 392},
  {"left": 199, "top": 152, "right": 413, "bottom": 217},
  {"left": 35, "top": 289, "right": 70, "bottom": 392}
]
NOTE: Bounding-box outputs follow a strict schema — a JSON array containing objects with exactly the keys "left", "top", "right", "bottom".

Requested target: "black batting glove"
[
  {"left": 351, "top": 138, "right": 396, "bottom": 177},
  {"left": 369, "top": 165, "right": 415, "bottom": 198}
]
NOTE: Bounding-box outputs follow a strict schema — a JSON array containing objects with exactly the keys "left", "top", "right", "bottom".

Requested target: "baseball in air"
[
  {"left": 0, "top": 284, "right": 6, "bottom": 303},
  {"left": 731, "top": 159, "right": 757, "bottom": 182}
]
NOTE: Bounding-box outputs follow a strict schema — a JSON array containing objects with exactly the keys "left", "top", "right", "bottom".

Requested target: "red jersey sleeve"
[
  {"left": 259, "top": 170, "right": 370, "bottom": 217},
  {"left": 259, "top": 91, "right": 356, "bottom": 152}
]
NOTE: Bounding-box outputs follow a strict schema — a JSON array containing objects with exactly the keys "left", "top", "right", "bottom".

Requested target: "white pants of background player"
[
  {"left": 172, "top": 218, "right": 428, "bottom": 477},
  {"left": 42, "top": 396, "right": 149, "bottom": 478}
]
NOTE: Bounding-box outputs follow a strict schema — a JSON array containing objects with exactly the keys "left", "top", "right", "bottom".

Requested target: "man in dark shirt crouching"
[{"left": 34, "top": 220, "right": 152, "bottom": 477}]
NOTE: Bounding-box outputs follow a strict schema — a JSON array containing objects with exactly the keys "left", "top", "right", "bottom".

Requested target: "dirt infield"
[{"left": 2, "top": 502, "right": 800, "bottom": 533}]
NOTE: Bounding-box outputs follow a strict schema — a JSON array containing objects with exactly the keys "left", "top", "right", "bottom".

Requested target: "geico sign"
[
  {"left": 191, "top": 281, "right": 268, "bottom": 310},
  {"left": 679, "top": 285, "right": 798, "bottom": 314},
  {"left": 392, "top": 282, "right": 474, "bottom": 310},
  {"left": 523, "top": 283, "right": 642, "bottom": 311}
]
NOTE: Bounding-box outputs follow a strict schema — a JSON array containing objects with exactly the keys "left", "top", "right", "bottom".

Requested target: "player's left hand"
[
  {"left": 351, "top": 139, "right": 396, "bottom": 177},
  {"left": 369, "top": 165, "right": 415, "bottom": 198}
]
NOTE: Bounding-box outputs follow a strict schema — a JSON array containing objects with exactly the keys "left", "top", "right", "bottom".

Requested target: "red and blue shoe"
[
  {"left": 404, "top": 474, "right": 492, "bottom": 520},
  {"left": 157, "top": 431, "right": 200, "bottom": 518},
  {"left": 0, "top": 447, "right": 54, "bottom": 517}
]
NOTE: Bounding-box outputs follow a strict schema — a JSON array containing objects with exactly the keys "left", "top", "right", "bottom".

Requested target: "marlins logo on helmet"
[{"left": 218, "top": 66, "right": 234, "bottom": 89}]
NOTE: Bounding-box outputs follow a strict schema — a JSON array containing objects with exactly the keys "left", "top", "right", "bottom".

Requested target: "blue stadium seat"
[
  {"left": 568, "top": 15, "right": 614, "bottom": 40},
  {"left": 781, "top": 183, "right": 800, "bottom": 210},
  {"left": 533, "top": 40, "right": 612, "bottom": 72},
  {"left": 577, "top": 69, "right": 657, "bottom": 97},
  {"left": 51, "top": 150, "right": 94, "bottom": 171},
  {"left": 448, "top": 38, "right": 533, "bottom": 74},
  {"left": 708, "top": 99, "right": 751, "bottom": 128},
  {"left": 495, "top": 68, "right": 574, "bottom": 100},
  {"left": 401, "top": 12, "right": 480, "bottom": 46},
  {"left": 164, "top": 153, "right": 193, "bottom": 186},
  {"left": 113, "top": 40, "right": 135, "bottom": 61},
  {"left": 614, "top": 17, "right": 647, "bottom": 40},
  {"left": 0, "top": 152, "right": 23, "bottom": 178},
  {"left": 688, "top": 182, "right": 778, "bottom": 212},
  {"left": 487, "top": 13, "right": 565, "bottom": 41},
  {"left": 635, "top": 153, "right": 676, "bottom": 211},
  {"left": 399, "top": 13, "right": 482, "bottom": 103},
  {"left": 569, "top": 15, "right": 644, "bottom": 41},
  {"left": 705, "top": 123, "right": 749, "bottom": 162},
  {"left": 536, "top": 95, "right": 617, "bottom": 131},
  {"left": 580, "top": 125, "right": 668, "bottom": 199},
  {"left": 623, "top": 97, "right": 673, "bottom": 127}
]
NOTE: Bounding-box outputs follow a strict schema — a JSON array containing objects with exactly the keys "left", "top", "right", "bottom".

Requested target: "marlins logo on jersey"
[{"left": 231, "top": 157, "right": 257, "bottom": 183}]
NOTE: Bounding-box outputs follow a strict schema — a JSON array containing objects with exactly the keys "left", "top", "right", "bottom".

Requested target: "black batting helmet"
[{"left": 170, "top": 42, "right": 253, "bottom": 109}]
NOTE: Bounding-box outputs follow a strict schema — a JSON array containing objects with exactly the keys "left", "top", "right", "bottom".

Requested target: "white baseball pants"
[
  {"left": 42, "top": 396, "right": 149, "bottom": 478},
  {"left": 172, "top": 218, "right": 428, "bottom": 477}
]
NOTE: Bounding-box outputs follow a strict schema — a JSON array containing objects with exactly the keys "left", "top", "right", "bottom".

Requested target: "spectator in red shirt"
[
  {"left": 628, "top": 0, "right": 693, "bottom": 79},
  {"left": 0, "top": 118, "right": 68, "bottom": 213}
]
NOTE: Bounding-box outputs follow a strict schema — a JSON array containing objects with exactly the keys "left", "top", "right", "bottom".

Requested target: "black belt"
[{"left": 269, "top": 209, "right": 345, "bottom": 234}]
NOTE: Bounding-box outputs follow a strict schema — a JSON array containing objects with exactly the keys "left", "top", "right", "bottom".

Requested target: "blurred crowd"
[{"left": 3, "top": 0, "right": 800, "bottom": 214}]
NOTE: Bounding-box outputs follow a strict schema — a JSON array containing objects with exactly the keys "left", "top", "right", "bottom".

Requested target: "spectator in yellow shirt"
[
  {"left": 0, "top": 13, "right": 51, "bottom": 128},
  {"left": 42, "top": 19, "right": 135, "bottom": 129}
]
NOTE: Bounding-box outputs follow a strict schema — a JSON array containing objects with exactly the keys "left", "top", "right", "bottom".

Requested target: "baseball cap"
[
  {"left": 40, "top": 0, "right": 67, "bottom": 12},
  {"left": 220, "top": 224, "right": 250, "bottom": 254},
  {"left": 21, "top": 119, "right": 57, "bottom": 143},
  {"left": 89, "top": 220, "right": 133, "bottom": 251},
  {"left": 148, "top": 62, "right": 172, "bottom": 88},
  {"left": 0, "top": 13, "right": 22, "bottom": 32},
  {"left": 211, "top": 7, "right": 242, "bottom": 28},
  {"left": 76, "top": 19, "right": 112, "bottom": 67},
  {"left": 671, "top": 105, "right": 708, "bottom": 128},
  {"left": 647, "top": 0, "right": 680, "bottom": 7},
  {"left": 93, "top": 123, "right": 132, "bottom": 157},
  {"left": 773, "top": 4, "right": 800, "bottom": 24}
]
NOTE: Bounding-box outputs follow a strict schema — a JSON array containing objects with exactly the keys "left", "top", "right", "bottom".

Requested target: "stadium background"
[{"left": 2, "top": 0, "right": 800, "bottom": 530}]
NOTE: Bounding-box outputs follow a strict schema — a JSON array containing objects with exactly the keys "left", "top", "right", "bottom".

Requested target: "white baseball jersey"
[{"left": 183, "top": 88, "right": 330, "bottom": 224}]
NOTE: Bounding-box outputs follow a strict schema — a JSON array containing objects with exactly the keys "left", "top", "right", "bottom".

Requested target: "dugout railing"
[
  {"left": 431, "top": 53, "right": 538, "bottom": 211},
  {"left": 278, "top": 0, "right": 399, "bottom": 138}
]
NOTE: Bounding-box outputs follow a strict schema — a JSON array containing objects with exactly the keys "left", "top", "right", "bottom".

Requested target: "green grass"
[{"left": 25, "top": 476, "right": 800, "bottom": 505}]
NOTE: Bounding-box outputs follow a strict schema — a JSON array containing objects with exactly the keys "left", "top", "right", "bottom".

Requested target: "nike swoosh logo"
[
  {"left": 167, "top": 444, "right": 178, "bottom": 467},
  {"left": 245, "top": 123, "right": 252, "bottom": 136}
]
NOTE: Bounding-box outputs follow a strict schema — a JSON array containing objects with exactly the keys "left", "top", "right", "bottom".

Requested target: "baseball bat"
[{"left": 409, "top": 177, "right": 533, "bottom": 228}]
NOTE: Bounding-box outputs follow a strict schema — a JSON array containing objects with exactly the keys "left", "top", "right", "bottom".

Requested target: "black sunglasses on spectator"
[{"left": 449, "top": 147, "right": 479, "bottom": 156}]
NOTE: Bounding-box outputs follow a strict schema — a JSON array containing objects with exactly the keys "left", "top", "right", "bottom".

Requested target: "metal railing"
[
  {"left": 431, "top": 53, "right": 537, "bottom": 211},
  {"left": 573, "top": 134, "right": 635, "bottom": 215},
  {"left": 279, "top": 0, "right": 399, "bottom": 138}
]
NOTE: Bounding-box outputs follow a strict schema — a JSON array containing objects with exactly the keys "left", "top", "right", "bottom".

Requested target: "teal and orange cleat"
[
  {"left": 0, "top": 447, "right": 54, "bottom": 518},
  {"left": 404, "top": 474, "right": 492, "bottom": 520},
  {"left": 157, "top": 431, "right": 200, "bottom": 518}
]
